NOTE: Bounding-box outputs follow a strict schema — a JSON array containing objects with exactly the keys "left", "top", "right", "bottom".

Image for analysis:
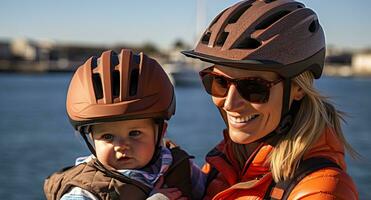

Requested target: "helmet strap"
[
  {"left": 139, "top": 119, "right": 165, "bottom": 169},
  {"left": 265, "top": 79, "right": 303, "bottom": 146},
  {"left": 274, "top": 79, "right": 292, "bottom": 135},
  {"left": 252, "top": 79, "right": 300, "bottom": 145},
  {"left": 154, "top": 119, "right": 165, "bottom": 149},
  {"left": 79, "top": 126, "right": 97, "bottom": 157}
]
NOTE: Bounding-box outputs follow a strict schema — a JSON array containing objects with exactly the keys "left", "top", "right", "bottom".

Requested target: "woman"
[{"left": 182, "top": 0, "right": 359, "bottom": 199}]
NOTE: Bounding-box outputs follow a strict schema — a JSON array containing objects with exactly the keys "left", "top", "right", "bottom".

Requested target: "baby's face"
[{"left": 91, "top": 119, "right": 157, "bottom": 170}]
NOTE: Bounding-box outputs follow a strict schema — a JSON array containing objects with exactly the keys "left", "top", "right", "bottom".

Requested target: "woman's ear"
[{"left": 292, "top": 84, "right": 305, "bottom": 101}]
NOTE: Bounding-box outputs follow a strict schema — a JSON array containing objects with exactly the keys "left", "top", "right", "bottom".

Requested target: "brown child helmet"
[
  {"left": 182, "top": 0, "right": 325, "bottom": 79},
  {"left": 66, "top": 49, "right": 175, "bottom": 130}
]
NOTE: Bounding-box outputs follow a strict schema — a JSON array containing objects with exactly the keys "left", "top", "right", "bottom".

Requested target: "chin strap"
[
  {"left": 275, "top": 79, "right": 292, "bottom": 135},
  {"left": 79, "top": 126, "right": 97, "bottom": 157},
  {"left": 139, "top": 119, "right": 165, "bottom": 170},
  {"left": 257, "top": 79, "right": 303, "bottom": 145}
]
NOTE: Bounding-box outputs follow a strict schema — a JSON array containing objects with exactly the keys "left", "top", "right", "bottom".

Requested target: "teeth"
[{"left": 230, "top": 114, "right": 258, "bottom": 123}]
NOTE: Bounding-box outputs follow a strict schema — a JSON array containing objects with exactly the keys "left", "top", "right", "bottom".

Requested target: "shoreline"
[{"left": 1, "top": 61, "right": 371, "bottom": 78}]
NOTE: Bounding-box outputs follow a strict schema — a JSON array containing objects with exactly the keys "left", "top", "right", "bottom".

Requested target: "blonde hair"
[
  {"left": 229, "top": 71, "right": 358, "bottom": 181},
  {"left": 270, "top": 71, "right": 359, "bottom": 181}
]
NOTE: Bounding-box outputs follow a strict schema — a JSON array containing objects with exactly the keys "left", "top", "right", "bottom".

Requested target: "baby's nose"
[
  {"left": 114, "top": 143, "right": 130, "bottom": 152},
  {"left": 113, "top": 138, "right": 130, "bottom": 151}
]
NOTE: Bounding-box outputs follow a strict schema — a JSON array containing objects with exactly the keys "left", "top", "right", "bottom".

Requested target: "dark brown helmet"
[
  {"left": 182, "top": 0, "right": 325, "bottom": 79},
  {"left": 66, "top": 49, "right": 175, "bottom": 130}
]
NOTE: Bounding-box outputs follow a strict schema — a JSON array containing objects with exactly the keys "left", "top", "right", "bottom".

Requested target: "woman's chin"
[{"left": 229, "top": 129, "right": 256, "bottom": 144}]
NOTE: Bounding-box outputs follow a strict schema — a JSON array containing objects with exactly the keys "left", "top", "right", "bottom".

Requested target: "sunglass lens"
[
  {"left": 202, "top": 74, "right": 228, "bottom": 97},
  {"left": 237, "top": 80, "right": 269, "bottom": 103}
]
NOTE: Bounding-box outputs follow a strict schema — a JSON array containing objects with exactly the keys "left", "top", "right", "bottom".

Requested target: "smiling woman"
[
  {"left": 205, "top": 66, "right": 289, "bottom": 145},
  {"left": 182, "top": 0, "right": 359, "bottom": 199}
]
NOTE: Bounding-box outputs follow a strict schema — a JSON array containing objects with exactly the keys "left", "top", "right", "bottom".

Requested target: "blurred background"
[{"left": 1, "top": 0, "right": 371, "bottom": 199}]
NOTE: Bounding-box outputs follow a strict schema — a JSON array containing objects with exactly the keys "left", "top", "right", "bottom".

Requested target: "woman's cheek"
[{"left": 212, "top": 96, "right": 225, "bottom": 107}]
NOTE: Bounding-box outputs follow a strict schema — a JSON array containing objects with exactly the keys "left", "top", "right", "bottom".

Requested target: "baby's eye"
[
  {"left": 101, "top": 134, "right": 114, "bottom": 141},
  {"left": 129, "top": 130, "right": 141, "bottom": 137}
]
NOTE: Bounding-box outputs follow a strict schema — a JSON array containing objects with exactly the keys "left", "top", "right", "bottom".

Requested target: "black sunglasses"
[{"left": 199, "top": 68, "right": 282, "bottom": 103}]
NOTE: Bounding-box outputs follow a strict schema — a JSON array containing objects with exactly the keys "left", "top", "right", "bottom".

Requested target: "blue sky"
[{"left": 1, "top": 0, "right": 370, "bottom": 50}]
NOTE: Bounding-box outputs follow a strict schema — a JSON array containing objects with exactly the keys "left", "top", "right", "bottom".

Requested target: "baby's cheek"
[{"left": 96, "top": 146, "right": 113, "bottom": 161}]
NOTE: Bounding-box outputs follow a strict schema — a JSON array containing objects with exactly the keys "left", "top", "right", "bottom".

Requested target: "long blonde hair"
[
  {"left": 270, "top": 71, "right": 359, "bottom": 181},
  {"left": 229, "top": 71, "right": 358, "bottom": 181}
]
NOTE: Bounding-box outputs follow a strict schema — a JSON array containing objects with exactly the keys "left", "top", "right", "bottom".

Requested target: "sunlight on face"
[
  {"left": 91, "top": 119, "right": 157, "bottom": 170},
  {"left": 212, "top": 66, "right": 284, "bottom": 144}
]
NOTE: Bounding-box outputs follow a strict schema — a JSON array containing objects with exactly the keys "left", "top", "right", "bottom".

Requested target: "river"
[{"left": 0, "top": 73, "right": 370, "bottom": 199}]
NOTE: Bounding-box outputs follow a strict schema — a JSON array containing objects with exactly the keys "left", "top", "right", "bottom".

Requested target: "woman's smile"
[
  {"left": 227, "top": 113, "right": 260, "bottom": 129},
  {"left": 228, "top": 113, "right": 260, "bottom": 124}
]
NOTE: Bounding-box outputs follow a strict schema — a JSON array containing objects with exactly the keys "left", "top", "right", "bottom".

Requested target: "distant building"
[
  {"left": 352, "top": 52, "right": 371, "bottom": 74},
  {"left": 326, "top": 46, "right": 352, "bottom": 57},
  {"left": 9, "top": 38, "right": 56, "bottom": 61},
  {"left": 51, "top": 44, "right": 108, "bottom": 71},
  {"left": 325, "top": 53, "right": 352, "bottom": 65},
  {"left": 0, "top": 41, "right": 11, "bottom": 60},
  {"left": 323, "top": 46, "right": 354, "bottom": 77},
  {"left": 10, "top": 38, "right": 39, "bottom": 61}
]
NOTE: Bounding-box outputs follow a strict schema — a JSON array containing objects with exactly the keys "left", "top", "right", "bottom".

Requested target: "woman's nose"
[{"left": 223, "top": 84, "right": 246, "bottom": 111}]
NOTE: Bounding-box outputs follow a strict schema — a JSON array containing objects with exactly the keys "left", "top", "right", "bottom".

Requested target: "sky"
[{"left": 1, "top": 0, "right": 371, "bottom": 50}]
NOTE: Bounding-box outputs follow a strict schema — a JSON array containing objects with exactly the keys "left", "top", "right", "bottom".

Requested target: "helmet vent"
[
  {"left": 228, "top": 3, "right": 252, "bottom": 24},
  {"left": 132, "top": 54, "right": 140, "bottom": 65},
  {"left": 309, "top": 20, "right": 319, "bottom": 33},
  {"left": 201, "top": 32, "right": 211, "bottom": 44},
  {"left": 92, "top": 73, "right": 103, "bottom": 100},
  {"left": 255, "top": 10, "right": 291, "bottom": 30},
  {"left": 129, "top": 69, "right": 139, "bottom": 96},
  {"left": 112, "top": 70, "right": 120, "bottom": 98},
  {"left": 235, "top": 37, "right": 261, "bottom": 49},
  {"left": 216, "top": 32, "right": 229, "bottom": 46},
  {"left": 111, "top": 52, "right": 119, "bottom": 67},
  {"left": 91, "top": 56, "right": 98, "bottom": 69}
]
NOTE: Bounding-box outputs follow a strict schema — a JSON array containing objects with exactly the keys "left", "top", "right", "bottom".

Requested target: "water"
[{"left": 0, "top": 73, "right": 370, "bottom": 199}]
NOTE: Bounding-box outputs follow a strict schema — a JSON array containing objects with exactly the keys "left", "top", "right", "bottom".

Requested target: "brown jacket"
[{"left": 44, "top": 147, "right": 193, "bottom": 200}]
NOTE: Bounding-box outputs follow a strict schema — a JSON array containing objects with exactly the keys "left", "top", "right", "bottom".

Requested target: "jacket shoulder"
[
  {"left": 165, "top": 146, "right": 194, "bottom": 199},
  {"left": 288, "top": 167, "right": 358, "bottom": 200},
  {"left": 44, "top": 164, "right": 90, "bottom": 200}
]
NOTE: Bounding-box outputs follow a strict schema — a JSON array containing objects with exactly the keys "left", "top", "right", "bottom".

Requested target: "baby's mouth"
[
  {"left": 118, "top": 157, "right": 130, "bottom": 161},
  {"left": 117, "top": 156, "right": 132, "bottom": 163},
  {"left": 117, "top": 153, "right": 131, "bottom": 161}
]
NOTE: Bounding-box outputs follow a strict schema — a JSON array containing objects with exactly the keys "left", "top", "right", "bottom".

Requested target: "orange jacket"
[{"left": 202, "top": 128, "right": 358, "bottom": 200}]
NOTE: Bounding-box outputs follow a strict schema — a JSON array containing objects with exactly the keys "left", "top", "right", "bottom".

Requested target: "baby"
[{"left": 44, "top": 49, "right": 205, "bottom": 200}]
